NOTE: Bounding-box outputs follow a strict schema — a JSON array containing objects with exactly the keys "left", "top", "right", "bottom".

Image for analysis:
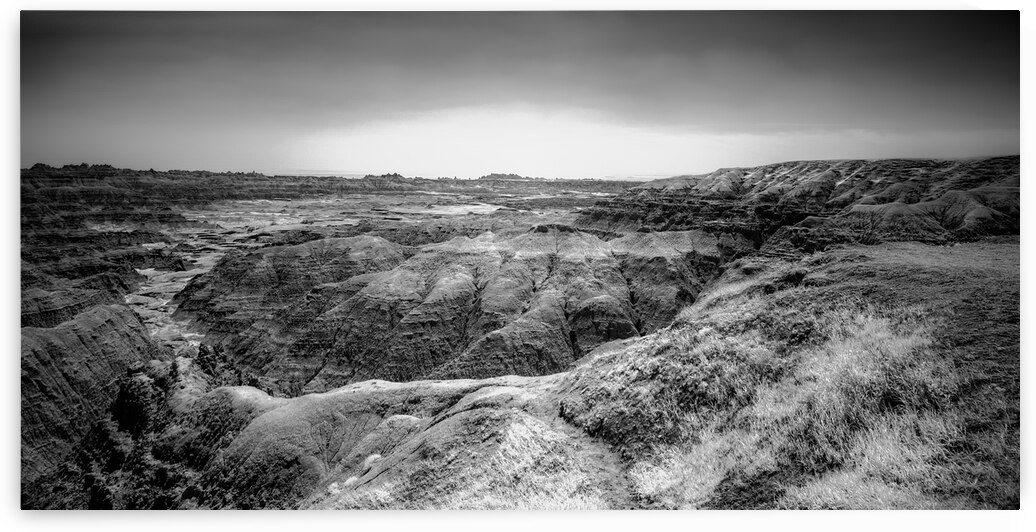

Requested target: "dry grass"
[
  {"left": 599, "top": 306, "right": 966, "bottom": 509},
  {"left": 559, "top": 243, "right": 1017, "bottom": 509},
  {"left": 321, "top": 411, "right": 611, "bottom": 510}
]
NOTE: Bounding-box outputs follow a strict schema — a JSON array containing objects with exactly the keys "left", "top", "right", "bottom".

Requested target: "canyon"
[{"left": 20, "top": 157, "right": 1020, "bottom": 509}]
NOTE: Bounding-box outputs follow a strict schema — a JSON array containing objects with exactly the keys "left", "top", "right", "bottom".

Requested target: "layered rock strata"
[
  {"left": 576, "top": 156, "right": 1019, "bottom": 246},
  {"left": 21, "top": 305, "right": 164, "bottom": 488},
  {"left": 176, "top": 226, "right": 736, "bottom": 394}
]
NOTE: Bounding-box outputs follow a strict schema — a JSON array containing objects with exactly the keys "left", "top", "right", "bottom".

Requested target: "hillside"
[
  {"left": 577, "top": 156, "right": 1019, "bottom": 248},
  {"left": 26, "top": 238, "right": 1016, "bottom": 509},
  {"left": 172, "top": 227, "right": 741, "bottom": 395},
  {"left": 19, "top": 157, "right": 1019, "bottom": 509}
]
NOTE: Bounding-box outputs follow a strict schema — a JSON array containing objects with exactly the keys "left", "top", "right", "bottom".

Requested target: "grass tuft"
[{"left": 558, "top": 249, "right": 1011, "bottom": 508}]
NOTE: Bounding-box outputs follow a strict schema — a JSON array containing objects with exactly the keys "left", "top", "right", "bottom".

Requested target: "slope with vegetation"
[
  {"left": 20, "top": 157, "right": 1019, "bottom": 509},
  {"left": 559, "top": 238, "right": 1018, "bottom": 509},
  {"left": 25, "top": 237, "right": 1017, "bottom": 510}
]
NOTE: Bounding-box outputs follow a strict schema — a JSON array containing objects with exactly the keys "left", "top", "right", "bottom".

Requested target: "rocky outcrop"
[
  {"left": 577, "top": 156, "right": 1020, "bottom": 247},
  {"left": 171, "top": 236, "right": 413, "bottom": 342},
  {"left": 608, "top": 231, "right": 728, "bottom": 333},
  {"left": 21, "top": 225, "right": 189, "bottom": 291},
  {"left": 21, "top": 274, "right": 129, "bottom": 328},
  {"left": 55, "top": 371, "right": 626, "bottom": 509},
  {"left": 21, "top": 305, "right": 164, "bottom": 489},
  {"left": 183, "top": 226, "right": 735, "bottom": 394},
  {"left": 196, "top": 376, "right": 626, "bottom": 509}
]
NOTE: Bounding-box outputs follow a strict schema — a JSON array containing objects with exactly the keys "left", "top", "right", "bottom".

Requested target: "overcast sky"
[{"left": 21, "top": 11, "right": 1019, "bottom": 179}]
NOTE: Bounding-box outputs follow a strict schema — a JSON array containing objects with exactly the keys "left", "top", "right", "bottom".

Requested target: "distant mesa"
[
  {"left": 478, "top": 173, "right": 544, "bottom": 181},
  {"left": 23, "top": 162, "right": 265, "bottom": 179},
  {"left": 361, "top": 172, "right": 407, "bottom": 180}
]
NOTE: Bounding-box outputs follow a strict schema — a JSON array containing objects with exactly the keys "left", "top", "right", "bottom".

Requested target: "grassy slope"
[
  {"left": 557, "top": 237, "right": 1018, "bottom": 509},
  {"left": 299, "top": 376, "right": 634, "bottom": 510},
  {"left": 41, "top": 238, "right": 1014, "bottom": 510}
]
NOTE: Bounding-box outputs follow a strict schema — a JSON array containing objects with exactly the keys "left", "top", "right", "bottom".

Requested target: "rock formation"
[
  {"left": 577, "top": 156, "right": 1020, "bottom": 247},
  {"left": 19, "top": 157, "right": 1020, "bottom": 510},
  {"left": 171, "top": 236, "right": 414, "bottom": 341},
  {"left": 21, "top": 305, "right": 164, "bottom": 493},
  {"left": 176, "top": 226, "right": 735, "bottom": 395}
]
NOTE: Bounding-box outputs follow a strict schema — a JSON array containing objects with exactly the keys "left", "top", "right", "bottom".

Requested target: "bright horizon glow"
[
  {"left": 20, "top": 12, "right": 1019, "bottom": 180},
  {"left": 282, "top": 105, "right": 1019, "bottom": 179}
]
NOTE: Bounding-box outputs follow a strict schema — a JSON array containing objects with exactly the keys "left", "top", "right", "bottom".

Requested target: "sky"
[{"left": 21, "top": 11, "right": 1020, "bottom": 179}]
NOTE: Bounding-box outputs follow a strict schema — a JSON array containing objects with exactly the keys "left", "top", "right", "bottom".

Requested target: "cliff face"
[
  {"left": 21, "top": 274, "right": 128, "bottom": 328},
  {"left": 577, "top": 156, "right": 1019, "bottom": 246},
  {"left": 171, "top": 236, "right": 414, "bottom": 342},
  {"left": 176, "top": 226, "right": 735, "bottom": 394},
  {"left": 21, "top": 305, "right": 164, "bottom": 490}
]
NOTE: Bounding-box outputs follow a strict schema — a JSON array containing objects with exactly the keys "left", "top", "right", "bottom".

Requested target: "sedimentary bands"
[
  {"left": 20, "top": 157, "right": 1019, "bottom": 509},
  {"left": 173, "top": 227, "right": 737, "bottom": 394},
  {"left": 577, "top": 156, "right": 1019, "bottom": 246}
]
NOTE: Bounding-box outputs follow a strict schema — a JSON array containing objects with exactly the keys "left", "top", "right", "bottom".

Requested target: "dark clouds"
[{"left": 21, "top": 11, "right": 1019, "bottom": 174}]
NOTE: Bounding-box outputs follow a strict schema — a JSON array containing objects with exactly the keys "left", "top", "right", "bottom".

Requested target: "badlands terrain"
[{"left": 20, "top": 157, "right": 1019, "bottom": 509}]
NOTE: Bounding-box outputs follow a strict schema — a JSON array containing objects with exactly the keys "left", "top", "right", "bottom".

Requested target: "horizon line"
[{"left": 22, "top": 152, "right": 1021, "bottom": 181}]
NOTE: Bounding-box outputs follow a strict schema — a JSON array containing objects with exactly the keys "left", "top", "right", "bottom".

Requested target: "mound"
[
  {"left": 44, "top": 367, "right": 628, "bottom": 510},
  {"left": 171, "top": 235, "right": 413, "bottom": 342},
  {"left": 182, "top": 227, "right": 735, "bottom": 394}
]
